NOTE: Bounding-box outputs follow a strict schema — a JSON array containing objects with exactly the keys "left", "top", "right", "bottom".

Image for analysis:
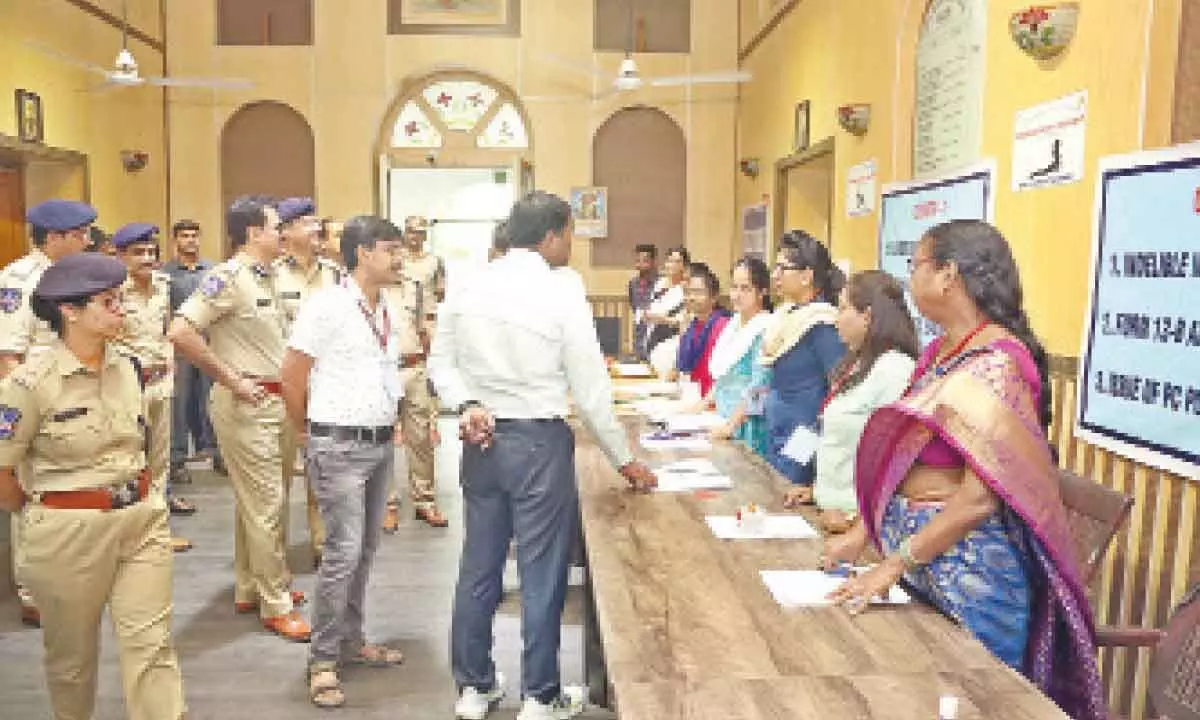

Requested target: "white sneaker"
[
  {"left": 454, "top": 672, "right": 505, "bottom": 720},
  {"left": 515, "top": 686, "right": 587, "bottom": 720}
]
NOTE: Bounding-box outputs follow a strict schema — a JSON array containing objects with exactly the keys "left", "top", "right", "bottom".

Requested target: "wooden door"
[{"left": 0, "top": 168, "right": 25, "bottom": 268}]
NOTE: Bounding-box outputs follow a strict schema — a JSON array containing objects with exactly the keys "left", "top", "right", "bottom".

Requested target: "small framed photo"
[
  {"left": 793, "top": 100, "right": 810, "bottom": 154},
  {"left": 15, "top": 89, "right": 43, "bottom": 144},
  {"left": 570, "top": 186, "right": 608, "bottom": 238}
]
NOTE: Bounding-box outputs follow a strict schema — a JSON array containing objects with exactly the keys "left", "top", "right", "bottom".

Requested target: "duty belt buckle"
[{"left": 110, "top": 480, "right": 140, "bottom": 509}]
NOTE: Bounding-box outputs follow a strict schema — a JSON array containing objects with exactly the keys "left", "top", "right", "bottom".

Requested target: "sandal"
[
  {"left": 308, "top": 665, "right": 345, "bottom": 708},
  {"left": 382, "top": 501, "right": 400, "bottom": 534},
  {"left": 347, "top": 643, "right": 405, "bottom": 667},
  {"left": 415, "top": 505, "right": 449, "bottom": 528},
  {"left": 168, "top": 497, "right": 197, "bottom": 516}
]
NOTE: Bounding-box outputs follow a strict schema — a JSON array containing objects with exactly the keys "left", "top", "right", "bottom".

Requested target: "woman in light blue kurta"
[
  {"left": 706, "top": 257, "right": 773, "bottom": 457},
  {"left": 814, "top": 271, "right": 918, "bottom": 532}
]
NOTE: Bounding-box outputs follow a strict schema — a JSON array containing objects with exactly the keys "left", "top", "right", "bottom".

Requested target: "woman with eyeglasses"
[
  {"left": 761, "top": 231, "right": 846, "bottom": 507},
  {"left": 823, "top": 220, "right": 1104, "bottom": 720},
  {"left": 0, "top": 253, "right": 186, "bottom": 719}
]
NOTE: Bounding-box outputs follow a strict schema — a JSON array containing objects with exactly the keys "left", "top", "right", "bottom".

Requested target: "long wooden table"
[{"left": 575, "top": 413, "right": 1071, "bottom": 720}]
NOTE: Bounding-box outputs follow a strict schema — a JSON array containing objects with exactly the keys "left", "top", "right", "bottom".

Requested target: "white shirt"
[
  {"left": 429, "top": 249, "right": 633, "bottom": 468},
  {"left": 287, "top": 278, "right": 403, "bottom": 427}
]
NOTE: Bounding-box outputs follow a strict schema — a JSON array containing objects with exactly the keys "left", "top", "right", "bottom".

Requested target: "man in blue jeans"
[{"left": 430, "top": 191, "right": 656, "bottom": 720}]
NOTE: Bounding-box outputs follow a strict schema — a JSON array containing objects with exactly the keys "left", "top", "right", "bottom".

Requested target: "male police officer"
[{"left": 0, "top": 199, "right": 95, "bottom": 627}]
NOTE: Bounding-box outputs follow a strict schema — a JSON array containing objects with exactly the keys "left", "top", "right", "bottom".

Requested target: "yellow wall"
[
  {"left": 737, "top": 0, "right": 1180, "bottom": 354},
  {"left": 166, "top": 0, "right": 739, "bottom": 294},
  {"left": 1, "top": 0, "right": 166, "bottom": 234}
]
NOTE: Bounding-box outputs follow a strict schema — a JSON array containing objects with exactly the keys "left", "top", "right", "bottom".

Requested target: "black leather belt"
[
  {"left": 494, "top": 418, "right": 565, "bottom": 425},
  {"left": 307, "top": 422, "right": 393, "bottom": 444}
]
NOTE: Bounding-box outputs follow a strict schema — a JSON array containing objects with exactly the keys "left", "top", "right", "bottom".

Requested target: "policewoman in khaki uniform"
[
  {"left": 274, "top": 197, "right": 341, "bottom": 562},
  {"left": 383, "top": 215, "right": 445, "bottom": 530},
  {"left": 0, "top": 253, "right": 186, "bottom": 720},
  {"left": 112, "top": 222, "right": 196, "bottom": 552},
  {"left": 168, "top": 196, "right": 310, "bottom": 642},
  {"left": 0, "top": 199, "right": 95, "bottom": 627}
]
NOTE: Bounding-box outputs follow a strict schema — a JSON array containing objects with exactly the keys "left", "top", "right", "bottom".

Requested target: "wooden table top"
[{"left": 575, "top": 413, "right": 1070, "bottom": 720}]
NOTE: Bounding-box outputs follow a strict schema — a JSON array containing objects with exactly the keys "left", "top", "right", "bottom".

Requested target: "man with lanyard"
[
  {"left": 430, "top": 191, "right": 657, "bottom": 720},
  {"left": 0, "top": 199, "right": 94, "bottom": 627},
  {"left": 168, "top": 196, "right": 310, "bottom": 642},
  {"left": 281, "top": 215, "right": 408, "bottom": 708},
  {"left": 112, "top": 223, "right": 197, "bottom": 554},
  {"left": 383, "top": 215, "right": 445, "bottom": 530},
  {"left": 161, "top": 219, "right": 220, "bottom": 483},
  {"left": 274, "top": 196, "right": 341, "bottom": 565}
]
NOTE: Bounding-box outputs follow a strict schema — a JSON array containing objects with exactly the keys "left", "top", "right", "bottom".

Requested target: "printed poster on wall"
[
  {"left": 846, "top": 159, "right": 878, "bottom": 217},
  {"left": 1076, "top": 145, "right": 1200, "bottom": 480},
  {"left": 879, "top": 162, "right": 995, "bottom": 347},
  {"left": 741, "top": 202, "right": 768, "bottom": 260},
  {"left": 1012, "top": 91, "right": 1087, "bottom": 192},
  {"left": 569, "top": 186, "right": 608, "bottom": 238}
]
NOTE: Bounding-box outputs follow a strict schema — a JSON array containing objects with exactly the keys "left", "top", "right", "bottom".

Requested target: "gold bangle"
[{"left": 898, "top": 537, "right": 923, "bottom": 570}]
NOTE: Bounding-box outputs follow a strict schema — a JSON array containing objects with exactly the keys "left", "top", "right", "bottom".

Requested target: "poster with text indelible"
[
  {"left": 878, "top": 162, "right": 995, "bottom": 347},
  {"left": 1077, "top": 146, "right": 1200, "bottom": 480}
]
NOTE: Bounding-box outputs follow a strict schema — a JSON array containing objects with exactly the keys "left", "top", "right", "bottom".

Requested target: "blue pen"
[{"left": 825, "top": 563, "right": 855, "bottom": 578}]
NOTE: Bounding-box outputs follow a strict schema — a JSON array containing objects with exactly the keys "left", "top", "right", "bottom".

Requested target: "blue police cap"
[
  {"left": 278, "top": 197, "right": 316, "bottom": 224},
  {"left": 33, "top": 253, "right": 127, "bottom": 302},
  {"left": 26, "top": 200, "right": 98, "bottom": 232},
  {"left": 112, "top": 222, "right": 160, "bottom": 249}
]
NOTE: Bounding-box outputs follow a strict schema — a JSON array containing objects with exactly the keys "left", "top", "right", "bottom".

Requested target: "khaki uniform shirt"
[
  {"left": 402, "top": 251, "right": 440, "bottom": 323},
  {"left": 177, "top": 254, "right": 286, "bottom": 378},
  {"left": 274, "top": 256, "right": 341, "bottom": 331},
  {"left": 383, "top": 284, "right": 425, "bottom": 357},
  {"left": 114, "top": 273, "right": 173, "bottom": 368},
  {"left": 0, "top": 342, "right": 146, "bottom": 492},
  {"left": 0, "top": 249, "right": 56, "bottom": 363}
]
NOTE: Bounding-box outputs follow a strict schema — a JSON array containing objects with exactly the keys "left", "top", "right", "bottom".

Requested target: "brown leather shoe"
[
  {"left": 263, "top": 611, "right": 311, "bottom": 642},
  {"left": 382, "top": 504, "right": 400, "bottom": 534},
  {"left": 170, "top": 536, "right": 193, "bottom": 553},
  {"left": 415, "top": 505, "right": 448, "bottom": 528},
  {"left": 20, "top": 602, "right": 40, "bottom": 628},
  {"left": 235, "top": 590, "right": 307, "bottom": 614}
]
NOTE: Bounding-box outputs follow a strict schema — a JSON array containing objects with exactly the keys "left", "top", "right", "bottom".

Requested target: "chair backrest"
[
  {"left": 1057, "top": 469, "right": 1134, "bottom": 587},
  {"left": 1149, "top": 586, "right": 1200, "bottom": 720}
]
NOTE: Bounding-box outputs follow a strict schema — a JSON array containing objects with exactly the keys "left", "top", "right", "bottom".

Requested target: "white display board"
[
  {"left": 913, "top": 0, "right": 987, "bottom": 177},
  {"left": 1076, "top": 145, "right": 1200, "bottom": 480}
]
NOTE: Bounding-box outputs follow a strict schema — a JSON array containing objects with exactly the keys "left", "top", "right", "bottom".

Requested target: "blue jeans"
[
  {"left": 451, "top": 419, "right": 577, "bottom": 704},
  {"left": 170, "top": 358, "right": 217, "bottom": 468}
]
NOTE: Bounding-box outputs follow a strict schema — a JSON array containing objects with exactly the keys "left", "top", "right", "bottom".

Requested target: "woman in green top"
[{"left": 815, "top": 271, "right": 918, "bottom": 533}]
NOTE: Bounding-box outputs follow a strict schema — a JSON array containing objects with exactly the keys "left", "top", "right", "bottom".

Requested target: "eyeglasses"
[
  {"left": 907, "top": 256, "right": 935, "bottom": 273},
  {"left": 774, "top": 263, "right": 804, "bottom": 273}
]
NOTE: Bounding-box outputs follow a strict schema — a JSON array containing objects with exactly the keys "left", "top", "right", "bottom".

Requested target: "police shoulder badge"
[
  {"left": 0, "top": 405, "right": 22, "bottom": 440},
  {"left": 200, "top": 274, "right": 226, "bottom": 298},
  {"left": 0, "top": 287, "right": 22, "bottom": 314}
]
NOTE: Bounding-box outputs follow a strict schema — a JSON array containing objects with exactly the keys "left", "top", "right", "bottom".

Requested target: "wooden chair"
[
  {"left": 1056, "top": 468, "right": 1135, "bottom": 587},
  {"left": 1095, "top": 586, "right": 1200, "bottom": 720}
]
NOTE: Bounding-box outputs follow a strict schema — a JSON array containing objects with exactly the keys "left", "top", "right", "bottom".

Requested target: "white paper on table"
[
  {"left": 633, "top": 399, "right": 685, "bottom": 417},
  {"left": 759, "top": 569, "right": 910, "bottom": 608},
  {"left": 612, "top": 363, "right": 656, "bottom": 378},
  {"left": 705, "top": 514, "right": 819, "bottom": 540},
  {"left": 661, "top": 412, "right": 727, "bottom": 433},
  {"left": 613, "top": 381, "right": 679, "bottom": 398},
  {"left": 639, "top": 433, "right": 712, "bottom": 452},
  {"left": 781, "top": 425, "right": 821, "bottom": 464},
  {"left": 653, "top": 472, "right": 733, "bottom": 493}
]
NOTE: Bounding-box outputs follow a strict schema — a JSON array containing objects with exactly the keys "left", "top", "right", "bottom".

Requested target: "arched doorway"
[
  {"left": 591, "top": 107, "right": 686, "bottom": 267},
  {"left": 375, "top": 72, "right": 533, "bottom": 274},
  {"left": 221, "top": 101, "right": 315, "bottom": 253}
]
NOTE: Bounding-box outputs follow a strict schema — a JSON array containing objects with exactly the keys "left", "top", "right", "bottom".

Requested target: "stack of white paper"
[
  {"left": 613, "top": 381, "right": 679, "bottom": 398},
  {"left": 639, "top": 432, "right": 712, "bottom": 452},
  {"left": 705, "top": 514, "right": 819, "bottom": 540},
  {"left": 759, "top": 569, "right": 910, "bottom": 608},
  {"left": 661, "top": 412, "right": 727, "bottom": 434},
  {"left": 612, "top": 363, "right": 656, "bottom": 378},
  {"left": 652, "top": 458, "right": 731, "bottom": 492}
]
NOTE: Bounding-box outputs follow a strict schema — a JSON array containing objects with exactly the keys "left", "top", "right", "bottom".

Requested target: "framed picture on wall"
[
  {"left": 388, "top": 0, "right": 520, "bottom": 36},
  {"left": 15, "top": 89, "right": 43, "bottom": 144},
  {"left": 570, "top": 186, "right": 608, "bottom": 238},
  {"left": 794, "top": 100, "right": 810, "bottom": 153}
]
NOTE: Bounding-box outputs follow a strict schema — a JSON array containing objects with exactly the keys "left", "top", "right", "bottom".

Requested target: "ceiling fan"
[
  {"left": 25, "top": 0, "right": 252, "bottom": 91},
  {"left": 530, "top": 2, "right": 750, "bottom": 103}
]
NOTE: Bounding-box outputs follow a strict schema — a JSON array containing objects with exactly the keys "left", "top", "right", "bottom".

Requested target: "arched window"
[{"left": 387, "top": 77, "right": 528, "bottom": 150}]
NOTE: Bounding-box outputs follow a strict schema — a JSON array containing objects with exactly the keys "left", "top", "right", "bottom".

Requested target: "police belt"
[
  {"left": 244, "top": 375, "right": 283, "bottom": 395},
  {"left": 31, "top": 468, "right": 151, "bottom": 511},
  {"left": 307, "top": 422, "right": 393, "bottom": 444}
]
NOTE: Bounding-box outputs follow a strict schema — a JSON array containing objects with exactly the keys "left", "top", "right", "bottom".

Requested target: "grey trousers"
[
  {"left": 305, "top": 434, "right": 393, "bottom": 665},
  {"left": 451, "top": 419, "right": 578, "bottom": 704}
]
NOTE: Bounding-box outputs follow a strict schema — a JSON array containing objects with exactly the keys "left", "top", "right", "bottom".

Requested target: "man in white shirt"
[
  {"left": 280, "top": 215, "right": 408, "bottom": 709},
  {"left": 430, "top": 191, "right": 656, "bottom": 720}
]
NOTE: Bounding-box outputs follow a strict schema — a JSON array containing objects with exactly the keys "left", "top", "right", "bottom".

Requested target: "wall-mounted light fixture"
[
  {"left": 1010, "top": 3, "right": 1080, "bottom": 60},
  {"left": 837, "top": 104, "right": 871, "bottom": 136},
  {"left": 121, "top": 150, "right": 149, "bottom": 173},
  {"left": 739, "top": 158, "right": 760, "bottom": 179}
]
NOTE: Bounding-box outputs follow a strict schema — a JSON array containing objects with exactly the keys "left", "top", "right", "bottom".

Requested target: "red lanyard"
[
  {"left": 346, "top": 280, "right": 390, "bottom": 352},
  {"left": 819, "top": 362, "right": 858, "bottom": 416},
  {"left": 907, "top": 321, "right": 991, "bottom": 390}
]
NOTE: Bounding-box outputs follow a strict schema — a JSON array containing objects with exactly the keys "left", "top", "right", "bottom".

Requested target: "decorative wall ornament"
[
  {"left": 15, "top": 89, "right": 43, "bottom": 143},
  {"left": 837, "top": 104, "right": 871, "bottom": 135},
  {"left": 739, "top": 158, "right": 760, "bottom": 179},
  {"left": 793, "top": 100, "right": 810, "bottom": 153},
  {"left": 121, "top": 150, "right": 149, "bottom": 173},
  {"left": 1009, "top": 3, "right": 1080, "bottom": 60}
]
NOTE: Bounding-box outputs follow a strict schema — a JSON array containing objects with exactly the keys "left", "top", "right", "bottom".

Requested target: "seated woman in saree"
[
  {"left": 702, "top": 257, "right": 773, "bottom": 456},
  {"left": 761, "top": 231, "right": 845, "bottom": 507},
  {"left": 822, "top": 220, "right": 1106, "bottom": 720},
  {"left": 643, "top": 246, "right": 689, "bottom": 377},
  {"left": 814, "top": 270, "right": 917, "bottom": 534},
  {"left": 675, "top": 262, "right": 730, "bottom": 397}
]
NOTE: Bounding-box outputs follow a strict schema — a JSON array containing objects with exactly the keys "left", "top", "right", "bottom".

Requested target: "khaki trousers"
[
  {"left": 22, "top": 499, "right": 185, "bottom": 720},
  {"left": 281, "top": 435, "right": 324, "bottom": 557},
  {"left": 394, "top": 367, "right": 436, "bottom": 507},
  {"left": 12, "top": 460, "right": 32, "bottom": 605},
  {"left": 209, "top": 386, "right": 293, "bottom": 617},
  {"left": 144, "top": 380, "right": 171, "bottom": 500}
]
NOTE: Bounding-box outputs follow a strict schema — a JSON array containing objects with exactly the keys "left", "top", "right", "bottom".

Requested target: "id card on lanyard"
[{"left": 345, "top": 279, "right": 401, "bottom": 402}]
